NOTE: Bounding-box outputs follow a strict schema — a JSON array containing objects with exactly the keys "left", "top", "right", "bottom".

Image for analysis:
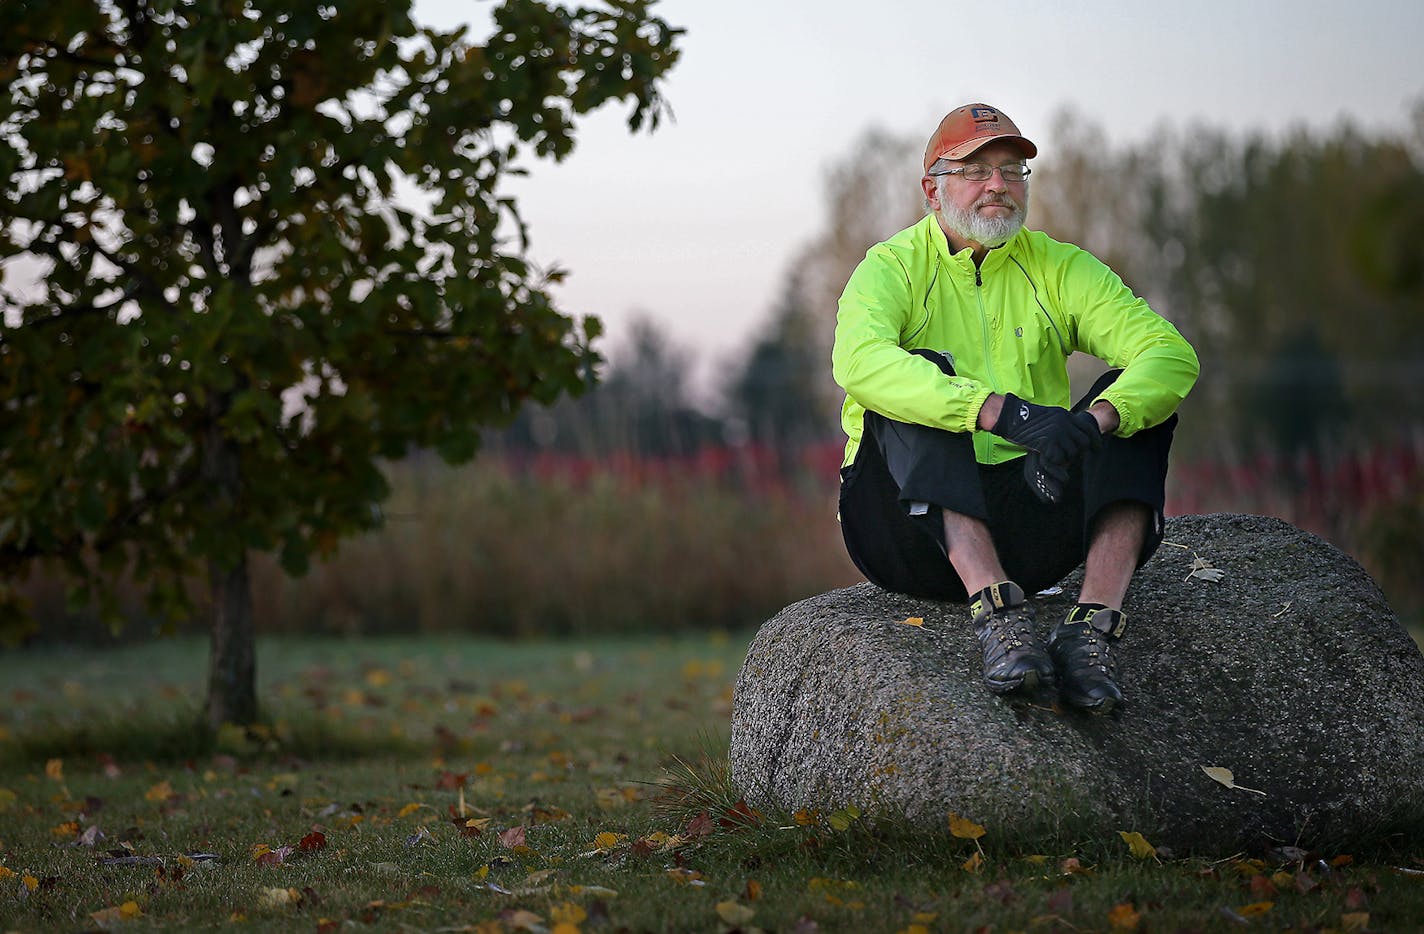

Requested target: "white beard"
[{"left": 936, "top": 181, "right": 1028, "bottom": 249}]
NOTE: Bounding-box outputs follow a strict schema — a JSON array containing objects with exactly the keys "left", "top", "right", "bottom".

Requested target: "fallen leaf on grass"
[
  {"left": 1201, "top": 766, "right": 1266, "bottom": 796},
  {"left": 550, "top": 901, "right": 587, "bottom": 925},
  {"left": 299, "top": 831, "right": 327, "bottom": 852},
  {"left": 898, "top": 616, "right": 927, "bottom": 629},
  {"left": 1249, "top": 874, "right": 1278, "bottom": 899},
  {"left": 827, "top": 805, "right": 861, "bottom": 831},
  {"left": 948, "top": 812, "right": 986, "bottom": 840},
  {"left": 144, "top": 781, "right": 175, "bottom": 802},
  {"left": 73, "top": 824, "right": 104, "bottom": 847},
  {"left": 1237, "top": 901, "right": 1273, "bottom": 917},
  {"left": 686, "top": 810, "right": 715, "bottom": 837},
  {"left": 501, "top": 908, "right": 545, "bottom": 931},
  {"left": 720, "top": 798, "right": 762, "bottom": 830},
  {"left": 1060, "top": 857, "right": 1093, "bottom": 876},
  {"left": 1117, "top": 831, "right": 1157, "bottom": 860},
  {"left": 961, "top": 851, "right": 984, "bottom": 873},
  {"left": 45, "top": 759, "right": 64, "bottom": 781},
  {"left": 1341, "top": 912, "right": 1370, "bottom": 932},
  {"left": 716, "top": 900, "right": 755, "bottom": 925},
  {"left": 1107, "top": 902, "right": 1141, "bottom": 930},
  {"left": 89, "top": 900, "right": 143, "bottom": 925},
  {"left": 498, "top": 825, "right": 527, "bottom": 849},
  {"left": 261, "top": 886, "right": 302, "bottom": 908}
]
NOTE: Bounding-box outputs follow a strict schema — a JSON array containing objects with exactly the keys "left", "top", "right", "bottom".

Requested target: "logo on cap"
[{"left": 970, "top": 107, "right": 1000, "bottom": 123}]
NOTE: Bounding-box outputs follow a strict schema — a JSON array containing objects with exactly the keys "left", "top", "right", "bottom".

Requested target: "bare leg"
[
  {"left": 1052, "top": 500, "right": 1150, "bottom": 713},
  {"left": 1077, "top": 501, "right": 1150, "bottom": 609},
  {"left": 945, "top": 509, "right": 1054, "bottom": 693},
  {"left": 942, "top": 510, "right": 1007, "bottom": 596}
]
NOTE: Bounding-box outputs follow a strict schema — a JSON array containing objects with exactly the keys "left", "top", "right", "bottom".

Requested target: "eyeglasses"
[{"left": 927, "top": 163, "right": 1031, "bottom": 182}]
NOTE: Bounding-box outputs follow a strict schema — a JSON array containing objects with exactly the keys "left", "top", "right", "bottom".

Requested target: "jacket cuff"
[
  {"left": 1095, "top": 387, "right": 1140, "bottom": 437},
  {"left": 962, "top": 386, "right": 994, "bottom": 433}
]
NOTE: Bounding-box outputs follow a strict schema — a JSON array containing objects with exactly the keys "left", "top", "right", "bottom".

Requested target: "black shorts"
[{"left": 838, "top": 368, "right": 1176, "bottom": 603}]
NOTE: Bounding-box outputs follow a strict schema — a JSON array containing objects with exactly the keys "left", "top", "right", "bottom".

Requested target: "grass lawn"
[{"left": 1, "top": 633, "right": 1421, "bottom": 932}]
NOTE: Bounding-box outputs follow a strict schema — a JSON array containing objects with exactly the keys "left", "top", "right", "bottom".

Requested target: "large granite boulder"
[{"left": 729, "top": 514, "right": 1424, "bottom": 853}]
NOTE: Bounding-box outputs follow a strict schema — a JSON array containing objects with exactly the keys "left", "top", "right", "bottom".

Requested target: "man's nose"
[{"left": 985, "top": 167, "right": 1010, "bottom": 191}]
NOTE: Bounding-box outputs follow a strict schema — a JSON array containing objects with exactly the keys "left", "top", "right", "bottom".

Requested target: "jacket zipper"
[{"left": 974, "top": 266, "right": 998, "bottom": 391}]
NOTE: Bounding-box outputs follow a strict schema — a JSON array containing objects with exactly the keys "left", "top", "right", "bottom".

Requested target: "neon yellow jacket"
[{"left": 833, "top": 215, "right": 1199, "bottom": 467}]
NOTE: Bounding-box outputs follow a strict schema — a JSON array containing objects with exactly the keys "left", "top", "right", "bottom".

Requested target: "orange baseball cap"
[{"left": 923, "top": 103, "right": 1037, "bottom": 172}]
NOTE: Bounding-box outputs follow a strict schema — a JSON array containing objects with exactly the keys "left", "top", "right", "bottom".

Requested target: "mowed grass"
[{"left": 2, "top": 634, "right": 1422, "bottom": 933}]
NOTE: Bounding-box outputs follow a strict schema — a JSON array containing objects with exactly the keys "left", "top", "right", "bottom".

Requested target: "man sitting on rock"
[{"left": 832, "top": 103, "right": 1199, "bottom": 714}]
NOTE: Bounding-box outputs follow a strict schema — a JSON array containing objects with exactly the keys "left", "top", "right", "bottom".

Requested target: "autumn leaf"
[
  {"left": 144, "top": 780, "right": 175, "bottom": 802},
  {"left": 498, "top": 825, "right": 527, "bottom": 849},
  {"left": 261, "top": 886, "right": 302, "bottom": 908},
  {"left": 948, "top": 812, "right": 986, "bottom": 840},
  {"left": 45, "top": 758, "right": 63, "bottom": 781},
  {"left": 716, "top": 900, "right": 755, "bottom": 925},
  {"left": 1107, "top": 902, "right": 1141, "bottom": 930},
  {"left": 299, "top": 831, "right": 327, "bottom": 852},
  {"left": 550, "top": 902, "right": 587, "bottom": 925},
  {"left": 720, "top": 798, "right": 762, "bottom": 829},
  {"left": 899, "top": 616, "right": 927, "bottom": 628},
  {"left": 1186, "top": 556, "right": 1226, "bottom": 582},
  {"left": 686, "top": 810, "right": 715, "bottom": 837},
  {"left": 89, "top": 900, "right": 143, "bottom": 924},
  {"left": 793, "top": 808, "right": 821, "bottom": 826},
  {"left": 827, "top": 805, "right": 861, "bottom": 831},
  {"left": 1238, "top": 901, "right": 1274, "bottom": 917},
  {"left": 593, "top": 831, "right": 624, "bottom": 850},
  {"left": 1117, "top": 830, "right": 1157, "bottom": 860},
  {"left": 1201, "top": 765, "right": 1266, "bottom": 796},
  {"left": 961, "top": 851, "right": 984, "bottom": 873},
  {"left": 1342, "top": 912, "right": 1371, "bottom": 932},
  {"left": 397, "top": 802, "right": 424, "bottom": 818},
  {"left": 1248, "top": 874, "right": 1278, "bottom": 899}
]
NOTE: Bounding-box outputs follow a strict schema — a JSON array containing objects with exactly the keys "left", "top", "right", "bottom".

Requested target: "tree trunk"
[
  {"left": 200, "top": 415, "right": 257, "bottom": 729},
  {"left": 204, "top": 550, "right": 257, "bottom": 729}
]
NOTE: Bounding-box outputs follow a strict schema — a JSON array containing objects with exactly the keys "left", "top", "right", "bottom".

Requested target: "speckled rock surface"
[{"left": 729, "top": 514, "right": 1424, "bottom": 852}]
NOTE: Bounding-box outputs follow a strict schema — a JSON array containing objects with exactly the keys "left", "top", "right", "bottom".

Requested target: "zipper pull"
[{"left": 975, "top": 268, "right": 982, "bottom": 287}]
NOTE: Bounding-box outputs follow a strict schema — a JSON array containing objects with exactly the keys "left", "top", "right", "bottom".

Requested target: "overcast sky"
[{"left": 413, "top": 0, "right": 1422, "bottom": 396}]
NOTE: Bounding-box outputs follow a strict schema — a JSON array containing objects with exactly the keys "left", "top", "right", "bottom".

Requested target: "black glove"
[
  {"left": 990, "top": 393, "right": 1102, "bottom": 504},
  {"left": 1022, "top": 451, "right": 1071, "bottom": 505},
  {"left": 991, "top": 393, "right": 1102, "bottom": 463}
]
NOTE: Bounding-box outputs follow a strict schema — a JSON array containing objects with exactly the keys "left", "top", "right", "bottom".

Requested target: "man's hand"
[
  {"left": 1022, "top": 452, "right": 1070, "bottom": 504},
  {"left": 991, "top": 393, "right": 1102, "bottom": 464},
  {"left": 989, "top": 393, "right": 1102, "bottom": 504}
]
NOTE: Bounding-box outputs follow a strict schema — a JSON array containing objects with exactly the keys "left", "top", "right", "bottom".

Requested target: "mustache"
[{"left": 976, "top": 195, "right": 1020, "bottom": 210}]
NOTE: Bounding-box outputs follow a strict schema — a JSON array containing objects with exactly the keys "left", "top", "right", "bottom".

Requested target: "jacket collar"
[{"left": 925, "top": 214, "right": 1026, "bottom": 280}]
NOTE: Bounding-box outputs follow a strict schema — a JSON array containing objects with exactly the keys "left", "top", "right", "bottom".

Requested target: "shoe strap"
[
  {"left": 1067, "top": 605, "right": 1127, "bottom": 639},
  {"left": 970, "top": 580, "right": 1026, "bottom": 622}
]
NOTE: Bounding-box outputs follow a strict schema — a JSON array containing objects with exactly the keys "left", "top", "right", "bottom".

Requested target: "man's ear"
[{"left": 921, "top": 175, "right": 939, "bottom": 210}]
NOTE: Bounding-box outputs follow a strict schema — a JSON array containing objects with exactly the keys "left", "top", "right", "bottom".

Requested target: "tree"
[{"left": 0, "top": 0, "right": 681, "bottom": 727}]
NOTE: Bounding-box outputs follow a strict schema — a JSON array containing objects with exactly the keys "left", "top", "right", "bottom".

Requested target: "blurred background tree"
[{"left": 0, "top": 0, "right": 681, "bottom": 727}]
